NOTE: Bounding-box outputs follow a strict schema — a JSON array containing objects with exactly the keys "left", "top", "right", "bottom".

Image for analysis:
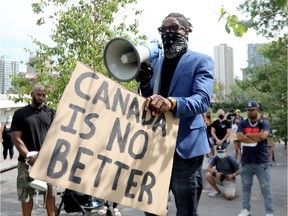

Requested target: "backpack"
[{"left": 63, "top": 189, "right": 91, "bottom": 213}]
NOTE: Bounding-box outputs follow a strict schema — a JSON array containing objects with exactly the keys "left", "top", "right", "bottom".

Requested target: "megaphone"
[
  {"left": 25, "top": 151, "right": 47, "bottom": 191},
  {"left": 104, "top": 37, "right": 161, "bottom": 82},
  {"left": 29, "top": 179, "right": 48, "bottom": 192}
]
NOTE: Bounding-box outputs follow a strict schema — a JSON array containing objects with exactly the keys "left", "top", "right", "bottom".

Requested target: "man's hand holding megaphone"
[
  {"left": 26, "top": 151, "right": 48, "bottom": 191},
  {"left": 135, "top": 62, "right": 153, "bottom": 87},
  {"left": 25, "top": 151, "right": 39, "bottom": 167}
]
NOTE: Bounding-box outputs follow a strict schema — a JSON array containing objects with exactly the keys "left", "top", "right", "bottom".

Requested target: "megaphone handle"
[{"left": 153, "top": 54, "right": 162, "bottom": 94}]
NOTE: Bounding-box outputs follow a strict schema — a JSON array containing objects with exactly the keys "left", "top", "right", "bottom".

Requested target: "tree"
[
  {"left": 10, "top": 0, "right": 145, "bottom": 109},
  {"left": 212, "top": 82, "right": 225, "bottom": 103},
  {"left": 219, "top": 0, "right": 287, "bottom": 38},
  {"left": 219, "top": 0, "right": 287, "bottom": 141},
  {"left": 226, "top": 82, "right": 246, "bottom": 104},
  {"left": 240, "top": 36, "right": 287, "bottom": 141}
]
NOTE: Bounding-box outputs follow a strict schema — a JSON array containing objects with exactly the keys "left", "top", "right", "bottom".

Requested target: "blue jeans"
[
  {"left": 144, "top": 154, "right": 204, "bottom": 216},
  {"left": 240, "top": 163, "right": 273, "bottom": 214}
]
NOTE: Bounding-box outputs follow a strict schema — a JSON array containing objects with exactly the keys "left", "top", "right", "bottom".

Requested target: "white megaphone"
[
  {"left": 29, "top": 179, "right": 48, "bottom": 192},
  {"left": 104, "top": 37, "right": 161, "bottom": 82},
  {"left": 26, "top": 151, "right": 48, "bottom": 192}
]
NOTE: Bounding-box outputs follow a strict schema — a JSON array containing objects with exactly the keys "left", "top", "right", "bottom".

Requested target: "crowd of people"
[{"left": 204, "top": 100, "right": 275, "bottom": 216}]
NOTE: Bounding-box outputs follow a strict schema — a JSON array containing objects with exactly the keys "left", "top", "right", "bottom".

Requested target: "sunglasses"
[{"left": 157, "top": 24, "right": 186, "bottom": 33}]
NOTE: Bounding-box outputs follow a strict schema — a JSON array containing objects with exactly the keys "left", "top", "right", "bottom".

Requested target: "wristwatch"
[{"left": 167, "top": 97, "right": 177, "bottom": 111}]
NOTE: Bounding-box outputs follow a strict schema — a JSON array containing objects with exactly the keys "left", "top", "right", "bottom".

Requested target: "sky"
[{"left": 0, "top": 0, "right": 269, "bottom": 79}]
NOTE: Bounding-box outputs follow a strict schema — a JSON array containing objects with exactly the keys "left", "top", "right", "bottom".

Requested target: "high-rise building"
[
  {"left": 213, "top": 44, "right": 234, "bottom": 96},
  {"left": 27, "top": 55, "right": 37, "bottom": 73},
  {"left": 0, "top": 55, "right": 19, "bottom": 94},
  {"left": 27, "top": 54, "right": 54, "bottom": 75},
  {"left": 244, "top": 43, "right": 269, "bottom": 80}
]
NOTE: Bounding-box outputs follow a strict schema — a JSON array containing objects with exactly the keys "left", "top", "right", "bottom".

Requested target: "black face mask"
[
  {"left": 161, "top": 32, "right": 188, "bottom": 59},
  {"left": 219, "top": 115, "right": 224, "bottom": 120}
]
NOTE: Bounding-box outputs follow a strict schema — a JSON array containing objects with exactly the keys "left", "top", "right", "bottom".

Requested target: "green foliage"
[
  {"left": 212, "top": 82, "right": 225, "bottom": 103},
  {"left": 220, "top": 0, "right": 287, "bottom": 38},
  {"left": 11, "top": 0, "right": 146, "bottom": 109},
  {"left": 219, "top": 6, "right": 248, "bottom": 37},
  {"left": 237, "top": 0, "right": 287, "bottom": 38},
  {"left": 239, "top": 35, "right": 287, "bottom": 140},
  {"left": 226, "top": 82, "right": 247, "bottom": 104},
  {"left": 219, "top": 0, "right": 287, "bottom": 141}
]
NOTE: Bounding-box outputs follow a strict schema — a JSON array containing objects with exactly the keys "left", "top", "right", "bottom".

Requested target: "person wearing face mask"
[
  {"left": 206, "top": 145, "right": 239, "bottom": 200},
  {"left": 205, "top": 111, "right": 215, "bottom": 157},
  {"left": 211, "top": 109, "right": 232, "bottom": 151},
  {"left": 136, "top": 12, "right": 214, "bottom": 216},
  {"left": 232, "top": 109, "right": 244, "bottom": 161}
]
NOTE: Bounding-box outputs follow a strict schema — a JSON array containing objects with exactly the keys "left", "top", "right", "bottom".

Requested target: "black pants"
[{"left": 2, "top": 143, "right": 14, "bottom": 159}]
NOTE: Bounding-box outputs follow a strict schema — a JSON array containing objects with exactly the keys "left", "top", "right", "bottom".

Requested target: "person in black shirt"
[
  {"left": 226, "top": 109, "right": 236, "bottom": 126},
  {"left": 211, "top": 109, "right": 231, "bottom": 150},
  {"left": 1, "top": 116, "right": 14, "bottom": 160},
  {"left": 11, "top": 84, "right": 56, "bottom": 216}
]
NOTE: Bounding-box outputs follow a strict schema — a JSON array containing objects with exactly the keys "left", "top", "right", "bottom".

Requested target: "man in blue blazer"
[{"left": 138, "top": 12, "right": 214, "bottom": 216}]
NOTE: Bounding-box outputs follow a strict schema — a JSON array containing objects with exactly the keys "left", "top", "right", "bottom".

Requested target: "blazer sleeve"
[{"left": 174, "top": 53, "right": 214, "bottom": 118}]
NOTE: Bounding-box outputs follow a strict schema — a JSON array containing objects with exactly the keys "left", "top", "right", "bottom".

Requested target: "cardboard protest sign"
[{"left": 30, "top": 62, "right": 179, "bottom": 215}]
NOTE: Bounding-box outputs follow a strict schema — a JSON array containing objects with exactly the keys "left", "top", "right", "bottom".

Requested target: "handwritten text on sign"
[{"left": 30, "top": 62, "right": 179, "bottom": 215}]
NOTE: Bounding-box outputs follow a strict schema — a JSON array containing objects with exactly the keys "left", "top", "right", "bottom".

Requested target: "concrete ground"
[{"left": 1, "top": 142, "right": 287, "bottom": 215}]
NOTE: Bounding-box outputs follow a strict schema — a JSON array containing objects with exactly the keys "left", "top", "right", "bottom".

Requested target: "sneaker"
[
  {"left": 98, "top": 206, "right": 107, "bottom": 215},
  {"left": 114, "top": 208, "right": 121, "bottom": 216},
  {"left": 266, "top": 214, "right": 274, "bottom": 216},
  {"left": 238, "top": 209, "right": 250, "bottom": 216},
  {"left": 208, "top": 191, "right": 222, "bottom": 197}
]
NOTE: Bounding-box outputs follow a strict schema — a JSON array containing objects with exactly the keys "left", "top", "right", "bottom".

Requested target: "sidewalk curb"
[{"left": 0, "top": 164, "right": 17, "bottom": 173}]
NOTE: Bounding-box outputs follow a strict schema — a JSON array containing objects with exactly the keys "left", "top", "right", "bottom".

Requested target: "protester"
[
  {"left": 226, "top": 109, "right": 236, "bottom": 126},
  {"left": 260, "top": 113, "right": 275, "bottom": 162},
  {"left": 211, "top": 109, "right": 231, "bottom": 150},
  {"left": 206, "top": 145, "right": 239, "bottom": 200},
  {"left": 232, "top": 109, "right": 244, "bottom": 161},
  {"left": 237, "top": 100, "right": 274, "bottom": 216},
  {"left": 11, "top": 84, "right": 56, "bottom": 216},
  {"left": 205, "top": 111, "right": 215, "bottom": 157},
  {"left": 137, "top": 12, "right": 214, "bottom": 216},
  {"left": 1, "top": 116, "right": 14, "bottom": 160},
  {"left": 226, "top": 109, "right": 236, "bottom": 143}
]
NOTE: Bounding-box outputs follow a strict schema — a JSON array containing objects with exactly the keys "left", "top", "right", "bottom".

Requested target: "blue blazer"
[{"left": 142, "top": 50, "right": 214, "bottom": 159}]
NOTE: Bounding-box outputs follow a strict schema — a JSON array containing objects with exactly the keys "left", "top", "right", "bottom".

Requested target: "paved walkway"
[
  {"left": 0, "top": 145, "right": 18, "bottom": 173},
  {"left": 1, "top": 142, "right": 287, "bottom": 215}
]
